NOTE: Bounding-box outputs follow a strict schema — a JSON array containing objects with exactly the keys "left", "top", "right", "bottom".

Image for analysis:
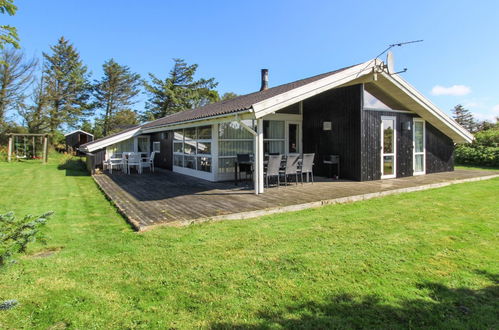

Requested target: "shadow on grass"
[
  {"left": 57, "top": 159, "right": 89, "bottom": 176},
  {"left": 211, "top": 271, "right": 499, "bottom": 329}
]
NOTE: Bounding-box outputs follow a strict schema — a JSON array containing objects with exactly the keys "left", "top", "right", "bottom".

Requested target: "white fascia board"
[
  {"left": 382, "top": 72, "right": 473, "bottom": 143},
  {"left": 252, "top": 59, "right": 379, "bottom": 118},
  {"left": 140, "top": 110, "right": 254, "bottom": 134},
  {"left": 64, "top": 129, "right": 94, "bottom": 137},
  {"left": 82, "top": 128, "right": 141, "bottom": 152}
]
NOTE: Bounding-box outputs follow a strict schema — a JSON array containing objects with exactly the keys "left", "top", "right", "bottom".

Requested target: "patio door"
[
  {"left": 287, "top": 122, "right": 301, "bottom": 154},
  {"left": 381, "top": 116, "right": 396, "bottom": 179},
  {"left": 413, "top": 118, "right": 425, "bottom": 175}
]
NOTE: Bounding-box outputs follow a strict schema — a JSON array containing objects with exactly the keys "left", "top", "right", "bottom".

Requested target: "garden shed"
[{"left": 65, "top": 130, "right": 94, "bottom": 154}]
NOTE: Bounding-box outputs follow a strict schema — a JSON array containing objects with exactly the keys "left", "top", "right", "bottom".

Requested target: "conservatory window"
[
  {"left": 173, "top": 126, "right": 212, "bottom": 172},
  {"left": 218, "top": 120, "right": 255, "bottom": 174}
]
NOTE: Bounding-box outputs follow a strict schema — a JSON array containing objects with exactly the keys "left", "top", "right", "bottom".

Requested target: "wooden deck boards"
[{"left": 92, "top": 169, "right": 499, "bottom": 231}]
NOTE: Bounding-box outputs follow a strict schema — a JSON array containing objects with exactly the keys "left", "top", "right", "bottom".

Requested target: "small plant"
[{"left": 0, "top": 211, "right": 53, "bottom": 267}]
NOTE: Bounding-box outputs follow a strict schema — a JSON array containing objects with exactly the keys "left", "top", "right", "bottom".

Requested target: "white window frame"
[
  {"left": 413, "top": 118, "right": 426, "bottom": 176},
  {"left": 381, "top": 116, "right": 397, "bottom": 179},
  {"left": 172, "top": 126, "right": 213, "bottom": 176},
  {"left": 286, "top": 121, "right": 302, "bottom": 154},
  {"left": 152, "top": 141, "right": 161, "bottom": 153}
]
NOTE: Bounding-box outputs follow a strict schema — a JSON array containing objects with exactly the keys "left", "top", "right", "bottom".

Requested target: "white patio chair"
[
  {"left": 298, "top": 153, "right": 315, "bottom": 183},
  {"left": 127, "top": 152, "right": 142, "bottom": 174},
  {"left": 280, "top": 154, "right": 300, "bottom": 185},
  {"left": 264, "top": 154, "right": 282, "bottom": 187},
  {"left": 140, "top": 152, "right": 155, "bottom": 173},
  {"left": 107, "top": 157, "right": 124, "bottom": 174}
]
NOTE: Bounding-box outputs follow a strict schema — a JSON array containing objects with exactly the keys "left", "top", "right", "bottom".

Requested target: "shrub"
[
  {"left": 455, "top": 145, "right": 499, "bottom": 167},
  {"left": 0, "top": 211, "right": 53, "bottom": 267}
]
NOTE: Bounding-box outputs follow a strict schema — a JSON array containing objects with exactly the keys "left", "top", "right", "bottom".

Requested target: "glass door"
[
  {"left": 381, "top": 117, "right": 396, "bottom": 179},
  {"left": 413, "top": 119, "right": 425, "bottom": 175},
  {"left": 287, "top": 122, "right": 301, "bottom": 154}
]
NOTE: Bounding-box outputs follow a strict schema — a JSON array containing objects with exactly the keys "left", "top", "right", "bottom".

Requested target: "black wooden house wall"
[
  {"left": 425, "top": 123, "right": 454, "bottom": 173},
  {"left": 302, "top": 84, "right": 362, "bottom": 180},
  {"left": 302, "top": 83, "right": 455, "bottom": 182},
  {"left": 148, "top": 131, "right": 173, "bottom": 170},
  {"left": 360, "top": 110, "right": 418, "bottom": 181}
]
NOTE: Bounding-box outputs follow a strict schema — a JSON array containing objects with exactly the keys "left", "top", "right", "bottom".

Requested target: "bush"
[
  {"left": 455, "top": 145, "right": 499, "bottom": 167},
  {"left": 0, "top": 211, "right": 53, "bottom": 267}
]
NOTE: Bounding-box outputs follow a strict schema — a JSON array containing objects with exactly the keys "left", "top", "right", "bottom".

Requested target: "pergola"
[{"left": 7, "top": 133, "right": 49, "bottom": 163}]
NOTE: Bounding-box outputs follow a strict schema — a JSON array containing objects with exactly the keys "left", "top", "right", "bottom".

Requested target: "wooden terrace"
[{"left": 93, "top": 169, "right": 498, "bottom": 231}]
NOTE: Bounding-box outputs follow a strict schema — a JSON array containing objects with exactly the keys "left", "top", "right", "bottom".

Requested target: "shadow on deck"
[{"left": 92, "top": 168, "right": 499, "bottom": 231}]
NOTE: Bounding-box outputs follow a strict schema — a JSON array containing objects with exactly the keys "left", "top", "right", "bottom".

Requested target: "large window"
[
  {"left": 263, "top": 120, "right": 285, "bottom": 154},
  {"left": 173, "top": 126, "right": 212, "bottom": 172},
  {"left": 218, "top": 120, "right": 254, "bottom": 174}
]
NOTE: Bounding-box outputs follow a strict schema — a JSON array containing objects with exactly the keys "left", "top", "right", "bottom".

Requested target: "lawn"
[{"left": 0, "top": 154, "right": 498, "bottom": 329}]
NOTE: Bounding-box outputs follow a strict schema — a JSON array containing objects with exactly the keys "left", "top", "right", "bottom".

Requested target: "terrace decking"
[{"left": 93, "top": 169, "right": 498, "bottom": 231}]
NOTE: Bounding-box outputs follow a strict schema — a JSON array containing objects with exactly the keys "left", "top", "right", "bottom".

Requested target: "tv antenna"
[{"left": 356, "top": 39, "right": 423, "bottom": 77}]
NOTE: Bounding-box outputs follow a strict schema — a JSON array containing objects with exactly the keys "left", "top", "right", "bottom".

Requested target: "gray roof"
[{"left": 142, "top": 64, "right": 355, "bottom": 129}]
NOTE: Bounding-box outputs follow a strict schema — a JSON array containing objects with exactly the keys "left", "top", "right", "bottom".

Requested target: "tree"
[
  {"left": 221, "top": 92, "right": 238, "bottom": 101},
  {"left": 106, "top": 109, "right": 138, "bottom": 133},
  {"left": 0, "top": 48, "right": 37, "bottom": 125},
  {"left": 452, "top": 104, "right": 476, "bottom": 132},
  {"left": 94, "top": 59, "right": 141, "bottom": 135},
  {"left": 0, "top": 0, "right": 19, "bottom": 50},
  {"left": 143, "top": 58, "right": 218, "bottom": 120},
  {"left": 17, "top": 73, "right": 49, "bottom": 133},
  {"left": 43, "top": 37, "right": 92, "bottom": 137}
]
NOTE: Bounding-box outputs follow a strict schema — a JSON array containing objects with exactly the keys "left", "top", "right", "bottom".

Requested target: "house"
[
  {"left": 79, "top": 59, "right": 473, "bottom": 194},
  {"left": 65, "top": 129, "right": 94, "bottom": 154}
]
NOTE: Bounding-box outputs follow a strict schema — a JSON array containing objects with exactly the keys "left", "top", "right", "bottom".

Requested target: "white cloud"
[
  {"left": 472, "top": 105, "right": 499, "bottom": 122},
  {"left": 431, "top": 85, "right": 471, "bottom": 96}
]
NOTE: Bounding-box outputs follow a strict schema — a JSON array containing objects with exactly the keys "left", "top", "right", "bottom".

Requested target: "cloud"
[
  {"left": 472, "top": 105, "right": 499, "bottom": 122},
  {"left": 431, "top": 85, "right": 471, "bottom": 96}
]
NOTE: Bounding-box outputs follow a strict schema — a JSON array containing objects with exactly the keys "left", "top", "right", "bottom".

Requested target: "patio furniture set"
[
  {"left": 235, "top": 153, "right": 315, "bottom": 187},
  {"left": 104, "top": 152, "right": 156, "bottom": 174}
]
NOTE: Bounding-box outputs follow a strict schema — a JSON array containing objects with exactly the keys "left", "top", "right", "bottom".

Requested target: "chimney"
[{"left": 260, "top": 69, "right": 268, "bottom": 91}]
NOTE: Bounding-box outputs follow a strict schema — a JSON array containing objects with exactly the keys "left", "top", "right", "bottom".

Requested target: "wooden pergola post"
[{"left": 7, "top": 135, "right": 12, "bottom": 162}]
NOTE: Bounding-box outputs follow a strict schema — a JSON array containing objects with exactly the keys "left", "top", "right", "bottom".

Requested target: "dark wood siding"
[
  {"left": 360, "top": 110, "right": 418, "bottom": 181},
  {"left": 426, "top": 123, "right": 454, "bottom": 173},
  {"left": 149, "top": 131, "right": 173, "bottom": 170},
  {"left": 302, "top": 84, "right": 362, "bottom": 180},
  {"left": 65, "top": 131, "right": 93, "bottom": 152}
]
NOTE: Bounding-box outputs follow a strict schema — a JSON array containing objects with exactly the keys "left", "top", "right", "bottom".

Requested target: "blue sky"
[{"left": 5, "top": 0, "right": 499, "bottom": 122}]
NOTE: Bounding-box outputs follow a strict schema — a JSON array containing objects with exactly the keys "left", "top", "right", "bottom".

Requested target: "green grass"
[{"left": 0, "top": 154, "right": 498, "bottom": 329}]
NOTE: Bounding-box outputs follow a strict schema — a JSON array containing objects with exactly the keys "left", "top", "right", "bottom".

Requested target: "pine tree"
[
  {"left": 94, "top": 59, "right": 141, "bottom": 135},
  {"left": 43, "top": 37, "right": 92, "bottom": 136},
  {"left": 452, "top": 104, "right": 476, "bottom": 132},
  {"left": 143, "top": 58, "right": 218, "bottom": 120}
]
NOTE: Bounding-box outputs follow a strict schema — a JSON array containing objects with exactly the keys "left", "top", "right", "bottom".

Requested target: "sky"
[{"left": 4, "top": 0, "right": 499, "bottom": 123}]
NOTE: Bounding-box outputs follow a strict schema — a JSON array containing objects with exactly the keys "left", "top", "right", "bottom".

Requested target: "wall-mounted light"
[{"left": 401, "top": 121, "right": 411, "bottom": 131}]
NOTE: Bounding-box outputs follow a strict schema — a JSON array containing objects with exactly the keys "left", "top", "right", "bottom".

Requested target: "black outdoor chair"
[{"left": 236, "top": 154, "right": 252, "bottom": 181}]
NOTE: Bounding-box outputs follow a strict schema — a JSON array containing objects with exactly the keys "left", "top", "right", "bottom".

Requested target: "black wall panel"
[
  {"left": 302, "top": 84, "right": 362, "bottom": 180},
  {"left": 425, "top": 123, "right": 454, "bottom": 173}
]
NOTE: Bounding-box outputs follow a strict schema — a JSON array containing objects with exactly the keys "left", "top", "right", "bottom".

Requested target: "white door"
[
  {"left": 413, "top": 119, "right": 426, "bottom": 175},
  {"left": 287, "top": 122, "right": 301, "bottom": 154},
  {"left": 381, "top": 116, "right": 396, "bottom": 179}
]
